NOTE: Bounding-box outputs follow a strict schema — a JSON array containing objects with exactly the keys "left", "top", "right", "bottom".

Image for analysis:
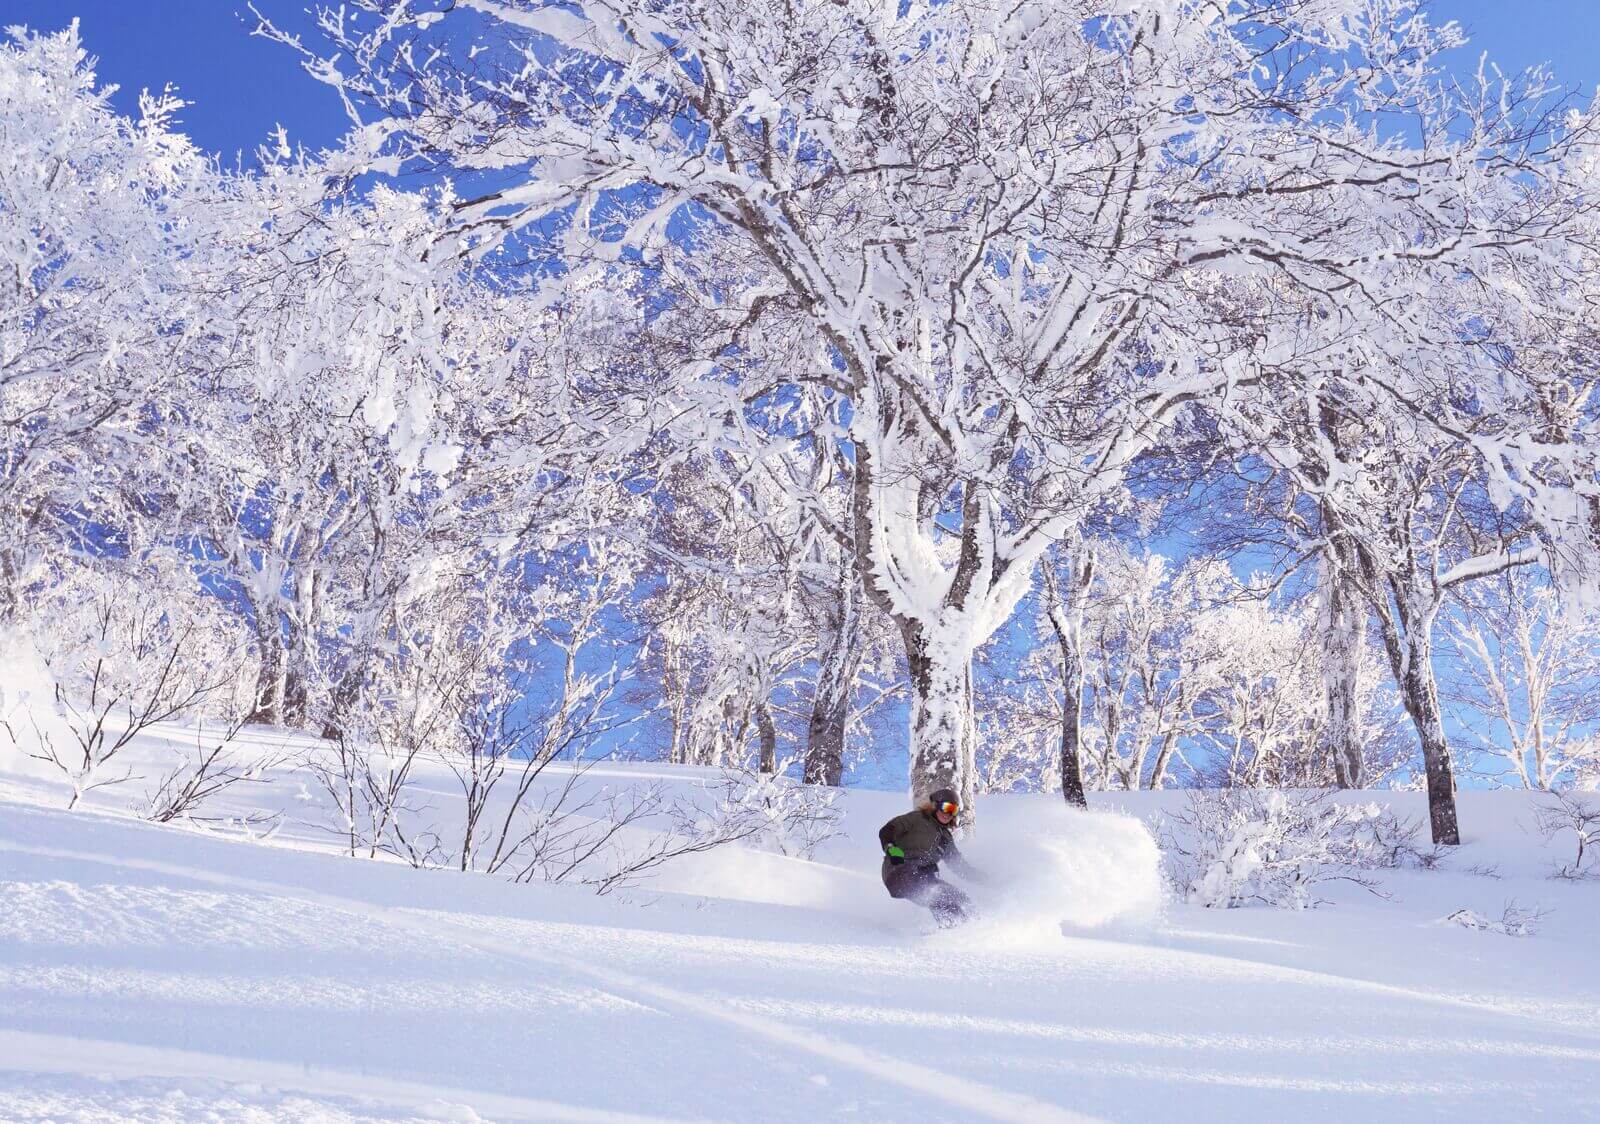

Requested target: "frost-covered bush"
[
  {"left": 1443, "top": 903, "right": 1545, "bottom": 938},
  {"left": 1534, "top": 792, "right": 1600, "bottom": 880},
  {"left": 703, "top": 769, "right": 842, "bottom": 858},
  {"left": 137, "top": 720, "right": 287, "bottom": 828},
  {"left": 7, "top": 559, "right": 255, "bottom": 807},
  {"left": 1161, "top": 790, "right": 1420, "bottom": 909},
  {"left": 578, "top": 772, "right": 841, "bottom": 895}
]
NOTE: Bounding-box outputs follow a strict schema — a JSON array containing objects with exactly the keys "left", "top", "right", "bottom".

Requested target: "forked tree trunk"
[{"left": 1147, "top": 719, "right": 1182, "bottom": 792}]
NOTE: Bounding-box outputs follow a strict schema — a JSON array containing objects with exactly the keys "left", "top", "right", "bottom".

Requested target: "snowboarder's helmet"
[{"left": 928, "top": 788, "right": 959, "bottom": 817}]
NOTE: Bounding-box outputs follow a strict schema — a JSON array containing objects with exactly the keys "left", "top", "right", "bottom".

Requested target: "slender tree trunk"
[
  {"left": 756, "top": 700, "right": 778, "bottom": 774},
  {"left": 1372, "top": 585, "right": 1460, "bottom": 845},
  {"left": 1319, "top": 551, "right": 1367, "bottom": 788},
  {"left": 804, "top": 571, "right": 862, "bottom": 787},
  {"left": 1147, "top": 726, "right": 1180, "bottom": 792},
  {"left": 1044, "top": 553, "right": 1093, "bottom": 809},
  {"left": 1395, "top": 630, "right": 1460, "bottom": 845}
]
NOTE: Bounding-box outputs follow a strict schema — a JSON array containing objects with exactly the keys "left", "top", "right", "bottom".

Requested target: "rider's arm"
[{"left": 879, "top": 819, "right": 907, "bottom": 864}]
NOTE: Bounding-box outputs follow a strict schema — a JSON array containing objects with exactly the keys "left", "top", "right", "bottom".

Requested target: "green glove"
[{"left": 885, "top": 843, "right": 906, "bottom": 865}]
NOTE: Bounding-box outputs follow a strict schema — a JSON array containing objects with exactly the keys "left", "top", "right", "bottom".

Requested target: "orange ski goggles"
[{"left": 935, "top": 801, "right": 959, "bottom": 816}]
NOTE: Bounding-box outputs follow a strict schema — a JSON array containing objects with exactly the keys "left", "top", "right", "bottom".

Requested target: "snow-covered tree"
[
  {"left": 261, "top": 0, "right": 1600, "bottom": 811},
  {"left": 1187, "top": 590, "right": 1406, "bottom": 789},
  {"left": 989, "top": 543, "right": 1410, "bottom": 796},
  {"left": 1443, "top": 570, "right": 1600, "bottom": 790},
  {"left": 0, "top": 24, "right": 210, "bottom": 618},
  {"left": 1078, "top": 549, "right": 1229, "bottom": 791},
  {"left": 179, "top": 153, "right": 476, "bottom": 729},
  {"left": 631, "top": 457, "right": 811, "bottom": 772},
  {"left": 1231, "top": 374, "right": 1597, "bottom": 842}
]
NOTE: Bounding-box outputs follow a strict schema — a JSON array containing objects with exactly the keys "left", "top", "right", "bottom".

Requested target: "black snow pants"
[{"left": 884, "top": 863, "right": 972, "bottom": 928}]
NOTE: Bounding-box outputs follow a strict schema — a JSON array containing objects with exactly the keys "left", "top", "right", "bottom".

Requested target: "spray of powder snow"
[{"left": 945, "top": 802, "right": 1164, "bottom": 947}]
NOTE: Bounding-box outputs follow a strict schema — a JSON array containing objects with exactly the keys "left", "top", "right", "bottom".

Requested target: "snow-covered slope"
[{"left": 2, "top": 738, "right": 1599, "bottom": 1122}]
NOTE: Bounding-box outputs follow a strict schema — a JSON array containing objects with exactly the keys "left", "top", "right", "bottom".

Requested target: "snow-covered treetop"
[{"left": 262, "top": 1, "right": 1599, "bottom": 598}]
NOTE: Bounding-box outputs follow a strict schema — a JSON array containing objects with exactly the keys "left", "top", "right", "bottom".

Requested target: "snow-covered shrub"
[
  {"left": 702, "top": 769, "right": 842, "bottom": 858},
  {"left": 1160, "top": 790, "right": 1410, "bottom": 909},
  {"left": 1534, "top": 792, "right": 1600, "bottom": 880},
  {"left": 1343, "top": 804, "right": 1440, "bottom": 870},
  {"left": 1443, "top": 903, "right": 1546, "bottom": 938},
  {"left": 10, "top": 560, "right": 254, "bottom": 807},
  {"left": 304, "top": 705, "right": 448, "bottom": 867},
  {"left": 137, "top": 720, "right": 288, "bottom": 828},
  {"left": 547, "top": 770, "right": 843, "bottom": 895},
  {"left": 564, "top": 776, "right": 806, "bottom": 895}
]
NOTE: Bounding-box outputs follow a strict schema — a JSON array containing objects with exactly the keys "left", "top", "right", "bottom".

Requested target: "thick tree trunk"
[
  {"left": 0, "top": 545, "right": 26, "bottom": 627},
  {"left": 283, "top": 664, "right": 310, "bottom": 728},
  {"left": 1319, "top": 553, "right": 1367, "bottom": 788},
  {"left": 0, "top": 500, "right": 46, "bottom": 625},
  {"left": 248, "top": 632, "right": 285, "bottom": 726},
  {"left": 282, "top": 572, "right": 322, "bottom": 730},
  {"left": 278, "top": 623, "right": 310, "bottom": 729},
  {"left": 804, "top": 572, "right": 862, "bottom": 787},
  {"left": 804, "top": 687, "right": 850, "bottom": 786},
  {"left": 0, "top": 567, "right": 18, "bottom": 625},
  {"left": 900, "top": 619, "right": 977, "bottom": 812}
]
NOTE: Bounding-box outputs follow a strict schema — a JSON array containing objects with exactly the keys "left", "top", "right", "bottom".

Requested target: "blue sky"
[
  {"left": 6, "top": 2, "right": 1599, "bottom": 158},
  {"left": 3, "top": 2, "right": 348, "bottom": 158}
]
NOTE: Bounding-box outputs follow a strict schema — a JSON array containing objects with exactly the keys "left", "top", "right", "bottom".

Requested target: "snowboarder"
[{"left": 878, "top": 788, "right": 981, "bottom": 928}]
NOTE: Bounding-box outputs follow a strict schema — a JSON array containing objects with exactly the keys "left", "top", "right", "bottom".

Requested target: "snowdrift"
[{"left": 5, "top": 725, "right": 1600, "bottom": 1121}]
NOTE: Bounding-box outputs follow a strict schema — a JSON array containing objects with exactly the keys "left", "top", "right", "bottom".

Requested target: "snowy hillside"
[{"left": 3, "top": 732, "right": 1599, "bottom": 1122}]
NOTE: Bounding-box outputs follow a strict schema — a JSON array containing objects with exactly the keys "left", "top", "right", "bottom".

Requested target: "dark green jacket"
[{"left": 878, "top": 809, "right": 969, "bottom": 883}]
